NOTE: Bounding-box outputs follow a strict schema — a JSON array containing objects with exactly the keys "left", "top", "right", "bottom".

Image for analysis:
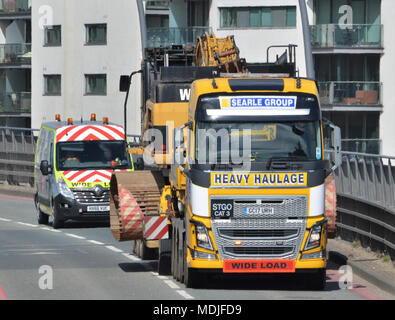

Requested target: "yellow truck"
[{"left": 109, "top": 40, "right": 341, "bottom": 290}]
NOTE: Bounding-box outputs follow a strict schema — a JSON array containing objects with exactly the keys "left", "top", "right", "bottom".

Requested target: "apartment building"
[
  {"left": 31, "top": 0, "right": 143, "bottom": 135},
  {"left": 30, "top": 0, "right": 394, "bottom": 155},
  {"left": 0, "top": 0, "right": 31, "bottom": 128},
  {"left": 310, "top": 0, "right": 394, "bottom": 156}
]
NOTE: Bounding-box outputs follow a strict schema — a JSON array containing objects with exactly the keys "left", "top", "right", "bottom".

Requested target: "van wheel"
[
  {"left": 35, "top": 196, "right": 49, "bottom": 225},
  {"left": 52, "top": 205, "right": 64, "bottom": 229}
]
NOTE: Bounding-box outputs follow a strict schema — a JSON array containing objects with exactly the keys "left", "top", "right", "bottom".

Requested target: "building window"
[
  {"left": 44, "top": 25, "right": 61, "bottom": 46},
  {"left": 44, "top": 75, "right": 61, "bottom": 96},
  {"left": 220, "top": 7, "right": 297, "bottom": 29},
  {"left": 85, "top": 24, "right": 107, "bottom": 45},
  {"left": 85, "top": 74, "right": 107, "bottom": 95}
]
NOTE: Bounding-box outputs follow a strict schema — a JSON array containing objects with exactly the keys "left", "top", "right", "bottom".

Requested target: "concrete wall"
[
  {"left": 380, "top": 0, "right": 395, "bottom": 156},
  {"left": 31, "top": 0, "right": 143, "bottom": 135}
]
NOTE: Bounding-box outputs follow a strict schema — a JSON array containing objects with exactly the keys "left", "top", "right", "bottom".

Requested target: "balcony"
[
  {"left": 0, "top": 92, "right": 31, "bottom": 114},
  {"left": 311, "top": 24, "right": 383, "bottom": 50},
  {"left": 147, "top": 27, "right": 212, "bottom": 48},
  {"left": 318, "top": 82, "right": 382, "bottom": 109},
  {"left": 0, "top": 43, "right": 31, "bottom": 66},
  {"left": 0, "top": 0, "right": 31, "bottom": 16},
  {"left": 341, "top": 139, "right": 381, "bottom": 155}
]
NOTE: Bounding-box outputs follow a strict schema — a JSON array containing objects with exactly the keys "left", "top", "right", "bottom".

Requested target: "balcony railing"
[
  {"left": 341, "top": 139, "right": 381, "bottom": 155},
  {"left": 0, "top": 43, "right": 31, "bottom": 65},
  {"left": 311, "top": 24, "right": 383, "bottom": 49},
  {"left": 318, "top": 82, "right": 382, "bottom": 106},
  {"left": 147, "top": 27, "right": 212, "bottom": 48},
  {"left": 146, "top": 1, "right": 169, "bottom": 10},
  {"left": 0, "top": 92, "right": 31, "bottom": 114},
  {"left": 0, "top": 0, "right": 31, "bottom": 14}
]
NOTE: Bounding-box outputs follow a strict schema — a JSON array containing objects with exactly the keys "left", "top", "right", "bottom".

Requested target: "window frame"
[
  {"left": 219, "top": 6, "right": 297, "bottom": 29},
  {"left": 84, "top": 23, "right": 107, "bottom": 46},
  {"left": 43, "top": 74, "right": 62, "bottom": 96},
  {"left": 84, "top": 74, "right": 107, "bottom": 96},
  {"left": 44, "top": 25, "right": 62, "bottom": 47}
]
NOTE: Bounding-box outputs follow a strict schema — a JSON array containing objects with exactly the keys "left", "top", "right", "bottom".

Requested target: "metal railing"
[
  {"left": 0, "top": 43, "right": 31, "bottom": 64},
  {"left": 147, "top": 27, "right": 212, "bottom": 47},
  {"left": 334, "top": 152, "right": 394, "bottom": 212},
  {"left": 318, "top": 81, "right": 382, "bottom": 106},
  {"left": 0, "top": 126, "right": 37, "bottom": 186},
  {"left": 311, "top": 24, "right": 383, "bottom": 48},
  {"left": 334, "top": 151, "right": 395, "bottom": 258},
  {"left": 0, "top": 92, "right": 31, "bottom": 114}
]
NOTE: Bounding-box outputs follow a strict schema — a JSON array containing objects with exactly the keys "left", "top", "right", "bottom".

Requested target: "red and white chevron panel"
[
  {"left": 62, "top": 170, "right": 113, "bottom": 183},
  {"left": 56, "top": 125, "right": 125, "bottom": 142},
  {"left": 143, "top": 216, "right": 169, "bottom": 240}
]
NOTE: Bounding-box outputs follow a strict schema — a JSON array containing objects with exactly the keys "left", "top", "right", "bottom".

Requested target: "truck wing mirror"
[
  {"left": 323, "top": 120, "right": 342, "bottom": 173},
  {"left": 120, "top": 75, "right": 131, "bottom": 92}
]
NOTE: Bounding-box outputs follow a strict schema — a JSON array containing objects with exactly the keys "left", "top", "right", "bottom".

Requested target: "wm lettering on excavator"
[{"left": 223, "top": 260, "right": 295, "bottom": 273}]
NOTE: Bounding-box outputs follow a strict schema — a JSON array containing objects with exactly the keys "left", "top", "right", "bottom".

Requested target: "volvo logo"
[{"left": 93, "top": 185, "right": 104, "bottom": 197}]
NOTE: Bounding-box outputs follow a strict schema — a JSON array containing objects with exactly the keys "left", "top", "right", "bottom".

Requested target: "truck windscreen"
[
  {"left": 195, "top": 121, "right": 322, "bottom": 164},
  {"left": 56, "top": 140, "right": 130, "bottom": 170}
]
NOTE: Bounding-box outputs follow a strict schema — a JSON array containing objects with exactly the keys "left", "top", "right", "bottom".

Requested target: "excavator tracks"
[{"left": 109, "top": 171, "right": 164, "bottom": 241}]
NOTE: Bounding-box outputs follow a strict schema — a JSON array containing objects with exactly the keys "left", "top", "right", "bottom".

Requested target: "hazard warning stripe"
[
  {"left": 63, "top": 170, "right": 112, "bottom": 183},
  {"left": 144, "top": 216, "right": 169, "bottom": 240},
  {"left": 56, "top": 125, "right": 125, "bottom": 142}
]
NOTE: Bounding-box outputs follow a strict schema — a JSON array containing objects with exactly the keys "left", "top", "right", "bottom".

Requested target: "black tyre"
[
  {"left": 183, "top": 245, "right": 201, "bottom": 288},
  {"left": 52, "top": 204, "right": 64, "bottom": 229},
  {"left": 36, "top": 196, "right": 49, "bottom": 225}
]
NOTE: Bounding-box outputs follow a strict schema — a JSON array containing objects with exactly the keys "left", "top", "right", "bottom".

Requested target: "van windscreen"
[{"left": 56, "top": 140, "right": 130, "bottom": 170}]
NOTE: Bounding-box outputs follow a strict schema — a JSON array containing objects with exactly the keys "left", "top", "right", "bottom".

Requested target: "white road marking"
[
  {"left": 176, "top": 290, "right": 194, "bottom": 300},
  {"left": 122, "top": 253, "right": 140, "bottom": 261},
  {"left": 105, "top": 245, "right": 124, "bottom": 253},
  {"left": 164, "top": 280, "right": 180, "bottom": 289},
  {"left": 0, "top": 218, "right": 11, "bottom": 222},
  {"left": 64, "top": 233, "right": 86, "bottom": 240},
  {"left": 17, "top": 222, "right": 37, "bottom": 228},
  {"left": 87, "top": 240, "right": 105, "bottom": 245}
]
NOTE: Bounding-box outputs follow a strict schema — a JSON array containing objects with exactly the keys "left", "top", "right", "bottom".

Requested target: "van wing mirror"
[{"left": 40, "top": 160, "right": 51, "bottom": 176}]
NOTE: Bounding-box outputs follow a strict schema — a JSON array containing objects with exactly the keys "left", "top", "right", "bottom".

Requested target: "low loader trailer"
[{"left": 109, "top": 37, "right": 341, "bottom": 290}]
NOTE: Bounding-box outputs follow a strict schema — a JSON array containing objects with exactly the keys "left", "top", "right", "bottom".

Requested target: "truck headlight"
[
  {"left": 57, "top": 177, "right": 75, "bottom": 200},
  {"left": 304, "top": 220, "right": 326, "bottom": 251},
  {"left": 193, "top": 222, "right": 213, "bottom": 251}
]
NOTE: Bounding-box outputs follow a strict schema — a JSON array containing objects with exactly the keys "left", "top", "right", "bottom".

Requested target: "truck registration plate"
[
  {"left": 87, "top": 205, "right": 110, "bottom": 212},
  {"left": 244, "top": 207, "right": 274, "bottom": 215}
]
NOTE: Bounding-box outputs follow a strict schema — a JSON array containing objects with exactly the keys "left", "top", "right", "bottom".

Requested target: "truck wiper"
[{"left": 266, "top": 157, "right": 306, "bottom": 170}]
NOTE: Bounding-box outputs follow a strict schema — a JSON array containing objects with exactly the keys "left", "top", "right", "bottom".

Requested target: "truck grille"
[
  {"left": 211, "top": 195, "right": 308, "bottom": 260},
  {"left": 72, "top": 189, "right": 110, "bottom": 204},
  {"left": 224, "top": 246, "right": 294, "bottom": 257},
  {"left": 219, "top": 229, "right": 299, "bottom": 239}
]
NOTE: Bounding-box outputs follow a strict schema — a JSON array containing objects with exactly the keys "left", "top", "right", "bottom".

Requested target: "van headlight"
[
  {"left": 57, "top": 177, "right": 75, "bottom": 200},
  {"left": 304, "top": 220, "right": 326, "bottom": 251}
]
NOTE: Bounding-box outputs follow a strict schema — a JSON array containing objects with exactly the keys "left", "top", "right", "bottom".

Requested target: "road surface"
[{"left": 0, "top": 193, "right": 392, "bottom": 301}]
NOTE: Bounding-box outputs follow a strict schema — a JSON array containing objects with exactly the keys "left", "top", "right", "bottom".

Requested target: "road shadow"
[{"left": 119, "top": 260, "right": 158, "bottom": 273}]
